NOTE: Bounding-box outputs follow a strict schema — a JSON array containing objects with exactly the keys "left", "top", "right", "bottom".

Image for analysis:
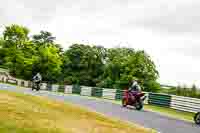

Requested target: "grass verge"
[
  {"left": 1, "top": 82, "right": 194, "bottom": 123},
  {"left": 0, "top": 90, "right": 154, "bottom": 133},
  {"left": 144, "top": 105, "right": 194, "bottom": 122}
]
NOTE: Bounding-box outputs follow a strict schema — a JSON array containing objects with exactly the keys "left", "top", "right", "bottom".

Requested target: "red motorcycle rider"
[
  {"left": 122, "top": 79, "right": 146, "bottom": 110},
  {"left": 128, "top": 80, "right": 141, "bottom": 100}
]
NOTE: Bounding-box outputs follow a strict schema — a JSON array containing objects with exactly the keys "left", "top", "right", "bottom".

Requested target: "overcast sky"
[{"left": 1, "top": 0, "right": 200, "bottom": 87}]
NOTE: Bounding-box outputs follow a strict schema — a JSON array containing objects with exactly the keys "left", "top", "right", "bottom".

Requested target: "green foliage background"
[{"left": 0, "top": 24, "right": 160, "bottom": 92}]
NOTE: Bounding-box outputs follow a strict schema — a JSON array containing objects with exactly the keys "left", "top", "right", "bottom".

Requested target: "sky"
[{"left": 0, "top": 0, "right": 200, "bottom": 87}]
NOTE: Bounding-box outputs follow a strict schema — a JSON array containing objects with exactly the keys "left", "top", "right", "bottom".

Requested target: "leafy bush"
[{"left": 0, "top": 24, "right": 160, "bottom": 92}]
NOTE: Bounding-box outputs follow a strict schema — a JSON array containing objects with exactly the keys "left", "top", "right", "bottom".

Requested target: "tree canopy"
[{"left": 0, "top": 24, "right": 160, "bottom": 91}]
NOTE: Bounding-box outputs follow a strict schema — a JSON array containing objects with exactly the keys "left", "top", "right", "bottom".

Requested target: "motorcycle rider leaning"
[{"left": 128, "top": 79, "right": 141, "bottom": 100}]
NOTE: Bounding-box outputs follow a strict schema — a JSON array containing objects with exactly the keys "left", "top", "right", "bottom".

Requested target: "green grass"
[
  {"left": 1, "top": 82, "right": 195, "bottom": 123},
  {"left": 144, "top": 105, "right": 194, "bottom": 122},
  {"left": 0, "top": 90, "right": 154, "bottom": 133}
]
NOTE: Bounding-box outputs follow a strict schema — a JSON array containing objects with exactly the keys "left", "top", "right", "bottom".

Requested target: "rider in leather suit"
[
  {"left": 32, "top": 73, "right": 42, "bottom": 91},
  {"left": 128, "top": 80, "right": 141, "bottom": 100}
]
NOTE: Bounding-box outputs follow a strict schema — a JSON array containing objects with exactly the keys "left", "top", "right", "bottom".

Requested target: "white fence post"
[
  {"left": 2, "top": 76, "right": 7, "bottom": 83},
  {"left": 24, "top": 81, "right": 29, "bottom": 87},
  {"left": 52, "top": 85, "right": 59, "bottom": 92},
  {"left": 64, "top": 85, "right": 73, "bottom": 94},
  {"left": 102, "top": 88, "right": 117, "bottom": 100},
  {"left": 40, "top": 83, "right": 47, "bottom": 90},
  {"left": 81, "top": 86, "right": 92, "bottom": 96},
  {"left": 17, "top": 80, "right": 21, "bottom": 86},
  {"left": 144, "top": 92, "right": 149, "bottom": 104}
]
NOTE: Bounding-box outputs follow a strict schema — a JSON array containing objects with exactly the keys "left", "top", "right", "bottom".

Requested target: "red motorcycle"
[{"left": 122, "top": 89, "right": 146, "bottom": 110}]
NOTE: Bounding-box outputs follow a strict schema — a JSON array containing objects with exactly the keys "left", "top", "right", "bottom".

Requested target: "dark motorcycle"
[
  {"left": 32, "top": 74, "right": 42, "bottom": 91},
  {"left": 122, "top": 89, "right": 146, "bottom": 110},
  {"left": 194, "top": 112, "right": 200, "bottom": 125},
  {"left": 32, "top": 82, "right": 41, "bottom": 91}
]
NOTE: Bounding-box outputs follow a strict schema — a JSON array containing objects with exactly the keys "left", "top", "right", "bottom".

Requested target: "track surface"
[{"left": 0, "top": 83, "right": 200, "bottom": 133}]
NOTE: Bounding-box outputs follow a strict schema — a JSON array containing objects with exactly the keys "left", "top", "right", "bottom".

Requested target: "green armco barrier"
[
  {"left": 91, "top": 87, "right": 103, "bottom": 97},
  {"left": 47, "top": 83, "right": 52, "bottom": 91},
  {"left": 148, "top": 93, "right": 171, "bottom": 107},
  {"left": 58, "top": 85, "right": 65, "bottom": 92},
  {"left": 72, "top": 84, "right": 81, "bottom": 94},
  {"left": 21, "top": 81, "right": 25, "bottom": 87},
  {"left": 115, "top": 89, "right": 123, "bottom": 100}
]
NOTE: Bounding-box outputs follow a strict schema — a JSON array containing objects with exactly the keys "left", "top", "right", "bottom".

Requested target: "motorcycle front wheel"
[
  {"left": 194, "top": 112, "right": 200, "bottom": 125},
  {"left": 135, "top": 101, "right": 143, "bottom": 110},
  {"left": 32, "top": 84, "right": 36, "bottom": 91}
]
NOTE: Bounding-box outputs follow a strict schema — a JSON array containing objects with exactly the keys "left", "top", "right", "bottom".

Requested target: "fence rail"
[
  {"left": 102, "top": 89, "right": 116, "bottom": 100},
  {"left": 51, "top": 84, "right": 200, "bottom": 113},
  {"left": 0, "top": 75, "right": 199, "bottom": 113},
  {"left": 171, "top": 95, "right": 200, "bottom": 113},
  {"left": 148, "top": 93, "right": 171, "bottom": 107},
  {"left": 81, "top": 86, "right": 92, "bottom": 96}
]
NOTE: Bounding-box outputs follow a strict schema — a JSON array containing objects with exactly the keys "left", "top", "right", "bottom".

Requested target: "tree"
[
  {"left": 142, "top": 80, "right": 160, "bottom": 92},
  {"left": 62, "top": 44, "right": 105, "bottom": 86},
  {"left": 32, "top": 45, "right": 62, "bottom": 82},
  {"left": 0, "top": 25, "right": 33, "bottom": 78},
  {"left": 100, "top": 48, "right": 135, "bottom": 88},
  {"left": 99, "top": 48, "right": 159, "bottom": 90},
  {"left": 31, "top": 31, "right": 63, "bottom": 82},
  {"left": 0, "top": 38, "right": 6, "bottom": 65},
  {"left": 190, "top": 84, "right": 197, "bottom": 97},
  {"left": 0, "top": 26, "right": 63, "bottom": 81},
  {"left": 0, "top": 38, "right": 3, "bottom": 47},
  {"left": 3, "top": 24, "right": 29, "bottom": 48},
  {"left": 0, "top": 24, "right": 160, "bottom": 93},
  {"left": 32, "top": 31, "right": 55, "bottom": 45},
  {"left": 32, "top": 31, "right": 63, "bottom": 55}
]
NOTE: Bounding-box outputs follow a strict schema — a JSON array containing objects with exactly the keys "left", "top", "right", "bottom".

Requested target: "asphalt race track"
[{"left": 0, "top": 83, "right": 199, "bottom": 133}]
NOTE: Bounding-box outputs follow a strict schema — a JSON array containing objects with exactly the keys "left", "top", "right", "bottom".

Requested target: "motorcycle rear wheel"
[
  {"left": 122, "top": 99, "right": 127, "bottom": 107},
  {"left": 32, "top": 83, "right": 40, "bottom": 91},
  {"left": 194, "top": 112, "right": 200, "bottom": 125}
]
